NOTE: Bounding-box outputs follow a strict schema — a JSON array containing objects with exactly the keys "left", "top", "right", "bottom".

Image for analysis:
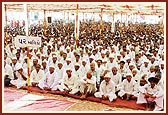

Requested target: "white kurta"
[
  {"left": 10, "top": 70, "right": 27, "bottom": 89},
  {"left": 118, "top": 79, "right": 137, "bottom": 97},
  {"left": 94, "top": 80, "right": 117, "bottom": 101},
  {"left": 57, "top": 74, "right": 79, "bottom": 94},
  {"left": 38, "top": 72, "right": 56, "bottom": 89},
  {"left": 111, "top": 72, "right": 122, "bottom": 91},
  {"left": 137, "top": 84, "right": 164, "bottom": 111},
  {"left": 72, "top": 69, "right": 82, "bottom": 78},
  {"left": 30, "top": 69, "right": 45, "bottom": 84},
  {"left": 140, "top": 65, "right": 150, "bottom": 77},
  {"left": 106, "top": 61, "right": 118, "bottom": 71},
  {"left": 95, "top": 65, "right": 105, "bottom": 84},
  {"left": 118, "top": 66, "right": 127, "bottom": 78},
  {"left": 51, "top": 68, "right": 64, "bottom": 90},
  {"left": 80, "top": 76, "right": 97, "bottom": 94},
  {"left": 4, "top": 64, "right": 14, "bottom": 79},
  {"left": 79, "top": 65, "right": 89, "bottom": 78}
]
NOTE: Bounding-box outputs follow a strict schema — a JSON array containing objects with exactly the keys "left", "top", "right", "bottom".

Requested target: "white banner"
[{"left": 14, "top": 36, "right": 41, "bottom": 48}]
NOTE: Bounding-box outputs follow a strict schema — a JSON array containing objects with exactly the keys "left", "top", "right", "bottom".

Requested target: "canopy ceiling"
[{"left": 4, "top": 2, "right": 165, "bottom": 15}]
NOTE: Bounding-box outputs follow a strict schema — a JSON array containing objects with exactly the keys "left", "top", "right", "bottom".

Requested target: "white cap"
[
  {"left": 101, "top": 50, "right": 106, "bottom": 54},
  {"left": 66, "top": 46, "right": 70, "bottom": 50},
  {"left": 12, "top": 57, "right": 17, "bottom": 60},
  {"left": 16, "top": 64, "right": 22, "bottom": 70},
  {"left": 57, "top": 61, "right": 63, "bottom": 64},
  {"left": 125, "top": 55, "right": 131, "bottom": 60},
  {"left": 52, "top": 55, "right": 57, "bottom": 58},
  {"left": 41, "top": 54, "right": 45, "bottom": 57},
  {"left": 49, "top": 64, "right": 55, "bottom": 69},
  {"left": 154, "top": 61, "right": 159, "bottom": 66},
  {"left": 109, "top": 54, "right": 115, "bottom": 58},
  {"left": 5, "top": 72, "right": 9, "bottom": 75},
  {"left": 104, "top": 73, "right": 111, "bottom": 78},
  {"left": 36, "top": 52, "right": 41, "bottom": 55},
  {"left": 143, "top": 58, "right": 150, "bottom": 63},
  {"left": 74, "top": 63, "right": 80, "bottom": 66},
  {"left": 89, "top": 55, "right": 95, "bottom": 59},
  {"left": 66, "top": 58, "right": 71, "bottom": 61},
  {"left": 116, "top": 53, "right": 121, "bottom": 56},
  {"left": 126, "top": 73, "right": 132, "bottom": 77},
  {"left": 132, "top": 68, "right": 138, "bottom": 72},
  {"left": 82, "top": 58, "right": 87, "bottom": 62},
  {"left": 129, "top": 62, "right": 135, "bottom": 66},
  {"left": 96, "top": 58, "right": 102, "bottom": 61},
  {"left": 66, "top": 68, "right": 72, "bottom": 71}
]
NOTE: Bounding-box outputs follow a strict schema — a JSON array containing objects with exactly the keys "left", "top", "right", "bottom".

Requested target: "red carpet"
[
  {"left": 27, "top": 86, "right": 145, "bottom": 110},
  {"left": 5, "top": 86, "right": 146, "bottom": 110},
  {"left": 4, "top": 88, "right": 27, "bottom": 104},
  {"left": 3, "top": 88, "right": 75, "bottom": 111}
]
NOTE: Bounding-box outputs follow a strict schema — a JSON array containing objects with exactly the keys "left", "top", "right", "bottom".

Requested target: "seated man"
[
  {"left": 57, "top": 68, "right": 79, "bottom": 96},
  {"left": 80, "top": 71, "right": 97, "bottom": 99},
  {"left": 30, "top": 64, "right": 45, "bottom": 87},
  {"left": 94, "top": 73, "right": 117, "bottom": 102},
  {"left": 38, "top": 65, "right": 56, "bottom": 91},
  {"left": 118, "top": 73, "right": 137, "bottom": 100},
  {"left": 4, "top": 61, "right": 14, "bottom": 86},
  {"left": 10, "top": 64, "right": 27, "bottom": 89},
  {"left": 137, "top": 77, "right": 163, "bottom": 111}
]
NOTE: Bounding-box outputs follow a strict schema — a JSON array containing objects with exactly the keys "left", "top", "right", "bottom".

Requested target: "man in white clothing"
[
  {"left": 72, "top": 63, "right": 82, "bottom": 78},
  {"left": 50, "top": 62, "right": 65, "bottom": 90},
  {"left": 94, "top": 73, "right": 117, "bottom": 102},
  {"left": 118, "top": 73, "right": 137, "bottom": 100},
  {"left": 10, "top": 64, "right": 27, "bottom": 89},
  {"left": 137, "top": 77, "right": 164, "bottom": 111},
  {"left": 38, "top": 65, "right": 56, "bottom": 90},
  {"left": 30, "top": 64, "right": 45, "bottom": 87},
  {"left": 57, "top": 68, "right": 79, "bottom": 95},
  {"left": 79, "top": 59, "right": 89, "bottom": 78},
  {"left": 4, "top": 61, "right": 14, "bottom": 86},
  {"left": 111, "top": 67, "right": 122, "bottom": 94},
  {"left": 80, "top": 71, "right": 97, "bottom": 99}
]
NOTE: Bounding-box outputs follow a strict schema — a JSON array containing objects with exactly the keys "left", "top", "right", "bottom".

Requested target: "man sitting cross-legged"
[
  {"left": 57, "top": 68, "right": 79, "bottom": 96},
  {"left": 94, "top": 73, "right": 117, "bottom": 102},
  {"left": 79, "top": 71, "right": 97, "bottom": 99}
]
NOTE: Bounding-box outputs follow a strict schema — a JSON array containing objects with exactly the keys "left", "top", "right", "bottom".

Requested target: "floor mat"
[
  {"left": 4, "top": 87, "right": 146, "bottom": 110},
  {"left": 3, "top": 88, "right": 75, "bottom": 112}
]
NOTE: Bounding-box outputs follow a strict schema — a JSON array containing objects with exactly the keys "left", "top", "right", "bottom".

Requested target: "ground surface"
[{"left": 3, "top": 87, "right": 143, "bottom": 112}]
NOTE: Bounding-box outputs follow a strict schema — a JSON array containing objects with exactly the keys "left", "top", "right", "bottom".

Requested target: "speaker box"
[{"left": 47, "top": 17, "right": 52, "bottom": 23}]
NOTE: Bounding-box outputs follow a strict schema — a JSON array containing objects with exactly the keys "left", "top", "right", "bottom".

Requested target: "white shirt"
[
  {"left": 30, "top": 69, "right": 45, "bottom": 83},
  {"left": 120, "top": 79, "right": 137, "bottom": 94},
  {"left": 4, "top": 64, "right": 14, "bottom": 79},
  {"left": 40, "top": 72, "right": 56, "bottom": 88},
  {"left": 62, "top": 74, "right": 78, "bottom": 90},
  {"left": 111, "top": 72, "right": 122, "bottom": 86},
  {"left": 99, "top": 80, "right": 116, "bottom": 95}
]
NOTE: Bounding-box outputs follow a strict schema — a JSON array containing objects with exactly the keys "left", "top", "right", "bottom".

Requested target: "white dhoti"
[
  {"left": 10, "top": 79, "right": 27, "bottom": 89},
  {"left": 57, "top": 83, "right": 79, "bottom": 94},
  {"left": 137, "top": 92, "right": 164, "bottom": 111},
  {"left": 80, "top": 82, "right": 97, "bottom": 94},
  {"left": 94, "top": 92, "right": 117, "bottom": 102}
]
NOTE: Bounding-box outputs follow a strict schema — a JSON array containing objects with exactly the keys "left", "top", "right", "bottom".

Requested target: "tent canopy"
[{"left": 4, "top": 2, "right": 165, "bottom": 15}]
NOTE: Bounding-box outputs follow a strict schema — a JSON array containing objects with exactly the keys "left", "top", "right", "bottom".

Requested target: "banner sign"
[{"left": 14, "top": 36, "right": 41, "bottom": 48}]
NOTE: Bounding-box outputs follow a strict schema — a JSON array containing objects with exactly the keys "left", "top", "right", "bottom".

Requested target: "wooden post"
[
  {"left": 43, "top": 10, "right": 46, "bottom": 36},
  {"left": 100, "top": 8, "right": 103, "bottom": 35},
  {"left": 27, "top": 47, "right": 31, "bottom": 93},
  {"left": 75, "top": 4, "right": 79, "bottom": 49}
]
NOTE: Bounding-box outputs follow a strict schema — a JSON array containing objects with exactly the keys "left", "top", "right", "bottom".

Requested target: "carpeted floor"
[
  {"left": 4, "top": 87, "right": 145, "bottom": 111},
  {"left": 3, "top": 88, "right": 75, "bottom": 112}
]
